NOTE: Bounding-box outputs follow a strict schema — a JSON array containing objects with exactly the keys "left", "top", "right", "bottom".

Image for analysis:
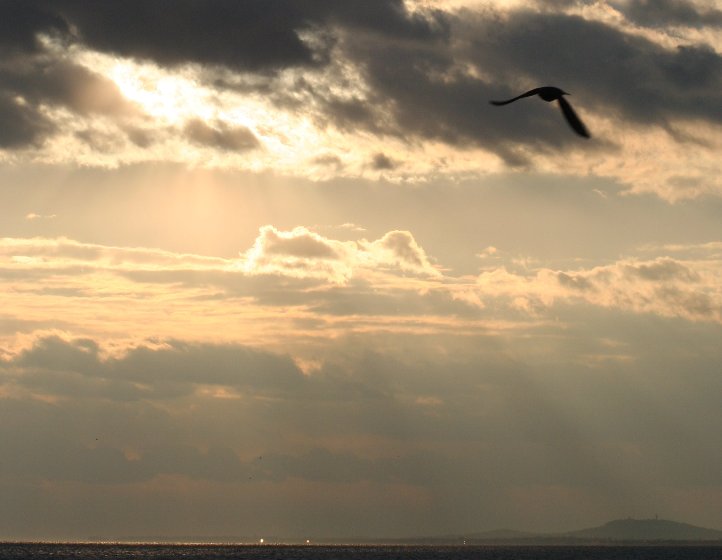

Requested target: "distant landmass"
[
  {"left": 566, "top": 518, "right": 722, "bottom": 541},
  {"left": 370, "top": 518, "right": 722, "bottom": 545},
  {"left": 110, "top": 518, "right": 722, "bottom": 545},
  {"left": 455, "top": 518, "right": 722, "bottom": 544}
]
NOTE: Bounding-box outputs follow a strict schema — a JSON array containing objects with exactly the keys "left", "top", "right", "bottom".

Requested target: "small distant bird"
[{"left": 490, "top": 86, "right": 590, "bottom": 138}]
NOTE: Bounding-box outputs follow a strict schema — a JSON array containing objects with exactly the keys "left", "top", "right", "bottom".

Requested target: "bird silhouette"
[{"left": 490, "top": 86, "right": 590, "bottom": 138}]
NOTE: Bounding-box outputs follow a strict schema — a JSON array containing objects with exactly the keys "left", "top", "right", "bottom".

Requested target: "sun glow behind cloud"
[
  {"left": 75, "top": 50, "right": 336, "bottom": 170},
  {"left": 107, "top": 61, "right": 213, "bottom": 125}
]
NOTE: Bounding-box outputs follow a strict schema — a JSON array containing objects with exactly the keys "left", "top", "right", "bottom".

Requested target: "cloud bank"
[{"left": 0, "top": 1, "right": 719, "bottom": 198}]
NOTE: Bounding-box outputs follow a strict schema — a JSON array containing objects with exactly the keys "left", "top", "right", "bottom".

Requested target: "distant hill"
[{"left": 568, "top": 518, "right": 722, "bottom": 541}]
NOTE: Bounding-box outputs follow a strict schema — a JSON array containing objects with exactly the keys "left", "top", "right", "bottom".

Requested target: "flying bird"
[{"left": 490, "top": 86, "right": 590, "bottom": 138}]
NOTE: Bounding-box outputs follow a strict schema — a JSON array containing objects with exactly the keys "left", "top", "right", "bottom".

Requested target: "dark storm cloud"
[
  {"left": 324, "top": 98, "right": 379, "bottom": 131},
  {"left": 343, "top": 39, "right": 536, "bottom": 151},
  {"left": 37, "top": 0, "right": 445, "bottom": 72},
  {"left": 341, "top": 8, "right": 722, "bottom": 156},
  {"left": 0, "top": 2, "right": 67, "bottom": 54},
  {"left": 0, "top": 0, "right": 444, "bottom": 75},
  {"left": 28, "top": 61, "right": 138, "bottom": 116},
  {"left": 459, "top": 10, "right": 722, "bottom": 128},
  {"left": 0, "top": 0, "right": 447, "bottom": 149},
  {"left": 0, "top": 93, "right": 53, "bottom": 148},
  {"left": 617, "top": 0, "right": 722, "bottom": 28},
  {"left": 47, "top": 0, "right": 316, "bottom": 72},
  {"left": 0, "top": 37, "right": 138, "bottom": 148}
]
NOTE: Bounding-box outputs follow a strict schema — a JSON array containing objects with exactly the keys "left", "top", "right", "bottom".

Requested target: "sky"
[{"left": 1, "top": 0, "right": 722, "bottom": 542}]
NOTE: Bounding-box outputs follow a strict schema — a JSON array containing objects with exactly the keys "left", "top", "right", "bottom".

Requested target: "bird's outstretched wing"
[
  {"left": 489, "top": 88, "right": 540, "bottom": 106},
  {"left": 557, "top": 96, "right": 590, "bottom": 138}
]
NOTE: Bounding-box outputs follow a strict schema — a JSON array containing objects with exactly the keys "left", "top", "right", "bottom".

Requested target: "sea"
[{"left": 1, "top": 543, "right": 722, "bottom": 560}]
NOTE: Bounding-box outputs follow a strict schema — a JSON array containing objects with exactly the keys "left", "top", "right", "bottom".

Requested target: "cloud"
[
  {"left": 115, "top": 340, "right": 304, "bottom": 394},
  {"left": 37, "top": 0, "right": 445, "bottom": 73},
  {"left": 0, "top": 231, "right": 453, "bottom": 351},
  {"left": 25, "top": 212, "right": 58, "bottom": 221},
  {"left": 0, "top": 1, "right": 719, "bottom": 200},
  {"left": 3, "top": 327, "right": 722, "bottom": 514},
  {"left": 0, "top": 0, "right": 445, "bottom": 156},
  {"left": 8, "top": 335, "right": 304, "bottom": 402},
  {"left": 242, "top": 226, "right": 440, "bottom": 282},
  {"left": 361, "top": 230, "right": 440, "bottom": 276},
  {"left": 370, "top": 152, "right": 397, "bottom": 170},
  {"left": 242, "top": 225, "right": 354, "bottom": 282},
  {"left": 183, "top": 119, "right": 259, "bottom": 152},
  {"left": 253, "top": 227, "right": 340, "bottom": 260},
  {"left": 477, "top": 256, "right": 722, "bottom": 323},
  {"left": 0, "top": 93, "right": 53, "bottom": 148},
  {"left": 294, "top": 3, "right": 721, "bottom": 186},
  {"left": 0, "top": 19, "right": 141, "bottom": 149},
  {"left": 0, "top": 230, "right": 433, "bottom": 290},
  {"left": 0, "top": 236, "right": 230, "bottom": 269},
  {"left": 3, "top": 233, "right": 721, "bottom": 344},
  {"left": 0, "top": 2, "right": 68, "bottom": 55},
  {"left": 46, "top": 1, "right": 317, "bottom": 72},
  {"left": 25, "top": 61, "right": 139, "bottom": 117},
  {"left": 455, "top": 10, "right": 722, "bottom": 128},
  {"left": 615, "top": 0, "right": 722, "bottom": 28}
]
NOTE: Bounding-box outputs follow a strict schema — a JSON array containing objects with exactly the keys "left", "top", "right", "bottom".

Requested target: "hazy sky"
[{"left": 2, "top": 0, "right": 722, "bottom": 541}]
